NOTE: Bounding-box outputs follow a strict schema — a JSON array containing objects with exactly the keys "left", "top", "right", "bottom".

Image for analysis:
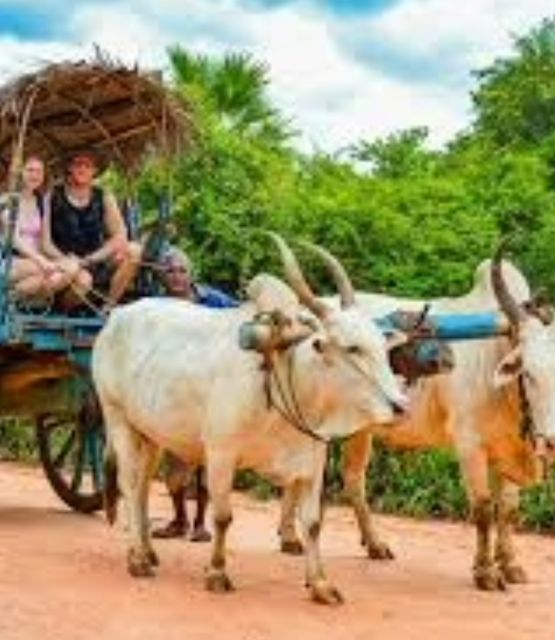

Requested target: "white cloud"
[
  {"left": 0, "top": 0, "right": 552, "bottom": 152},
  {"left": 0, "top": 37, "right": 79, "bottom": 83}
]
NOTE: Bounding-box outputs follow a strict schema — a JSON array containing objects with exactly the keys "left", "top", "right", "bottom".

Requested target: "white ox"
[
  {"left": 279, "top": 246, "right": 555, "bottom": 591},
  {"left": 91, "top": 236, "right": 408, "bottom": 605}
]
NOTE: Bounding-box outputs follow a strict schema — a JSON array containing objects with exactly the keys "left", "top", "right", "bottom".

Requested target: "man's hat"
[{"left": 63, "top": 147, "right": 109, "bottom": 174}]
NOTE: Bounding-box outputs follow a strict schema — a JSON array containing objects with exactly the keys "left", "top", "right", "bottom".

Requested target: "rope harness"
[
  {"left": 263, "top": 347, "right": 329, "bottom": 444},
  {"left": 256, "top": 312, "right": 393, "bottom": 445}
]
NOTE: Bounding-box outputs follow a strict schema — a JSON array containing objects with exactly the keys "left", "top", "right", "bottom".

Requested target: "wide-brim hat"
[{"left": 62, "top": 147, "right": 110, "bottom": 175}]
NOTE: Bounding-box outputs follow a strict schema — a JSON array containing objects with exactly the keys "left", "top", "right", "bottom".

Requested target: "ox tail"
[{"left": 103, "top": 438, "right": 119, "bottom": 525}]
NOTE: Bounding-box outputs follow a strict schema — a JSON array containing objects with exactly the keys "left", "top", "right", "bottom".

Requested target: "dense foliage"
[{"left": 141, "top": 22, "right": 555, "bottom": 301}]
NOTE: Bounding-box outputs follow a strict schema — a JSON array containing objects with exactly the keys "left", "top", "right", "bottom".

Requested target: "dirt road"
[{"left": 1, "top": 462, "right": 555, "bottom": 640}]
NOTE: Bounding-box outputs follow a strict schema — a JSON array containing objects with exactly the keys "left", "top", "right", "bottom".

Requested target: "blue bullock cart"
[{"left": 0, "top": 56, "right": 190, "bottom": 511}]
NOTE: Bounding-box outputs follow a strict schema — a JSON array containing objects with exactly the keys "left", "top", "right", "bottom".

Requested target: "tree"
[
  {"left": 472, "top": 18, "right": 555, "bottom": 148},
  {"left": 350, "top": 127, "right": 437, "bottom": 179},
  {"left": 168, "top": 47, "right": 291, "bottom": 143}
]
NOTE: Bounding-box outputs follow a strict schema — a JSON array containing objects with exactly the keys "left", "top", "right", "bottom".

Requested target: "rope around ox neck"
[{"left": 264, "top": 347, "right": 329, "bottom": 444}]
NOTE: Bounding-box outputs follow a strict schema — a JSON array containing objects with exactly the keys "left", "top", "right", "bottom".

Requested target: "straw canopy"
[{"left": 0, "top": 52, "right": 194, "bottom": 188}]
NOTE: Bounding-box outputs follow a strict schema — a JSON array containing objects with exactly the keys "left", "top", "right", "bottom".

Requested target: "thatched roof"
[{"left": 0, "top": 52, "right": 194, "bottom": 188}]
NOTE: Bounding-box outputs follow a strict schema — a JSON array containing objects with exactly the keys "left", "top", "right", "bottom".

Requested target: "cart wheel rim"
[{"left": 36, "top": 412, "right": 104, "bottom": 513}]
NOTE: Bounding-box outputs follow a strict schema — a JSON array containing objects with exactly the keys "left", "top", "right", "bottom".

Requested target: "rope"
[
  {"left": 265, "top": 348, "right": 328, "bottom": 444},
  {"left": 65, "top": 279, "right": 107, "bottom": 317}
]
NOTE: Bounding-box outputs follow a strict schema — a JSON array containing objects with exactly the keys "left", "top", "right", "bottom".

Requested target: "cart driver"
[
  {"left": 151, "top": 245, "right": 238, "bottom": 540},
  {"left": 42, "top": 149, "right": 142, "bottom": 310}
]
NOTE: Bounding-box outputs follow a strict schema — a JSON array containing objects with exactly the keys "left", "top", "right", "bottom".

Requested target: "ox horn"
[
  {"left": 300, "top": 241, "right": 356, "bottom": 309},
  {"left": 490, "top": 237, "right": 524, "bottom": 326},
  {"left": 267, "top": 232, "right": 329, "bottom": 319}
]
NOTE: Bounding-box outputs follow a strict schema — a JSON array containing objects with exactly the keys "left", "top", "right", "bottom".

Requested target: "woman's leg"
[{"left": 8, "top": 258, "right": 46, "bottom": 298}]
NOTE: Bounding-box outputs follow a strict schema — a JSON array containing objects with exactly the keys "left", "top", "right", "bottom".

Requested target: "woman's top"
[
  {"left": 0, "top": 191, "right": 47, "bottom": 255},
  {"left": 17, "top": 197, "right": 44, "bottom": 253}
]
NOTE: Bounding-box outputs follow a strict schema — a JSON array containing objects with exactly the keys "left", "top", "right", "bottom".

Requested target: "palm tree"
[{"left": 168, "top": 46, "right": 291, "bottom": 142}]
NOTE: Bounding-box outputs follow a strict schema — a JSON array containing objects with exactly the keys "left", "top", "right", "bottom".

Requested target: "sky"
[{"left": 0, "top": 0, "right": 553, "bottom": 152}]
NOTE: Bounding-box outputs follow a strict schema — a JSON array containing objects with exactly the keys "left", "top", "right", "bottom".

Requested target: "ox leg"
[
  {"left": 461, "top": 451, "right": 506, "bottom": 591},
  {"left": 152, "top": 453, "right": 191, "bottom": 539},
  {"left": 494, "top": 476, "right": 527, "bottom": 584},
  {"left": 344, "top": 431, "right": 394, "bottom": 560},
  {"left": 191, "top": 467, "right": 212, "bottom": 543},
  {"left": 298, "top": 467, "right": 344, "bottom": 605},
  {"left": 205, "top": 453, "right": 235, "bottom": 593},
  {"left": 109, "top": 411, "right": 160, "bottom": 578},
  {"left": 278, "top": 481, "right": 304, "bottom": 555}
]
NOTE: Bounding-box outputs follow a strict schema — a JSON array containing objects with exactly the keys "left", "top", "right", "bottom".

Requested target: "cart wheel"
[{"left": 36, "top": 399, "right": 105, "bottom": 513}]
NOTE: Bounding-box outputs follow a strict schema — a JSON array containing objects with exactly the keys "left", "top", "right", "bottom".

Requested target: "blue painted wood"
[
  {"left": 378, "top": 311, "right": 504, "bottom": 341},
  {"left": 428, "top": 313, "right": 504, "bottom": 340},
  {"left": 0, "top": 312, "right": 104, "bottom": 372}
]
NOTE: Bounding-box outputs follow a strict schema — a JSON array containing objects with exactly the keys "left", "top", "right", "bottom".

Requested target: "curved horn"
[
  {"left": 490, "top": 237, "right": 524, "bottom": 326},
  {"left": 300, "top": 241, "right": 356, "bottom": 309},
  {"left": 267, "top": 232, "right": 329, "bottom": 319}
]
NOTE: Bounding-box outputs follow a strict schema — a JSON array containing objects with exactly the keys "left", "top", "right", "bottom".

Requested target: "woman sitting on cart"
[
  {"left": 42, "top": 149, "right": 142, "bottom": 311},
  {"left": 0, "top": 156, "right": 85, "bottom": 301}
]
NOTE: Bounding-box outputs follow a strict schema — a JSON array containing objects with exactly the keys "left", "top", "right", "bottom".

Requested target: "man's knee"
[
  {"left": 127, "top": 241, "right": 142, "bottom": 264},
  {"left": 76, "top": 269, "right": 93, "bottom": 290},
  {"left": 114, "top": 241, "right": 142, "bottom": 267}
]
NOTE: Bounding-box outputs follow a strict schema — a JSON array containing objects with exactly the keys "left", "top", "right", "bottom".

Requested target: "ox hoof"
[
  {"left": 281, "top": 539, "right": 304, "bottom": 555},
  {"left": 127, "top": 550, "right": 156, "bottom": 578},
  {"left": 152, "top": 520, "right": 188, "bottom": 539},
  {"left": 190, "top": 526, "right": 212, "bottom": 543},
  {"left": 205, "top": 569, "right": 235, "bottom": 593},
  {"left": 474, "top": 565, "right": 506, "bottom": 591},
  {"left": 309, "top": 580, "right": 344, "bottom": 606},
  {"left": 366, "top": 540, "right": 395, "bottom": 561},
  {"left": 501, "top": 564, "right": 528, "bottom": 584}
]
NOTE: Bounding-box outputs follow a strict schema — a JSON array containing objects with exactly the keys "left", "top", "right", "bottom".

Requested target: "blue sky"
[
  {"left": 239, "top": 0, "right": 401, "bottom": 15},
  {"left": 0, "top": 0, "right": 552, "bottom": 150}
]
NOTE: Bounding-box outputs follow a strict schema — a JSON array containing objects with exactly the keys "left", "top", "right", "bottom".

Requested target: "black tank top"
[{"left": 50, "top": 184, "right": 106, "bottom": 256}]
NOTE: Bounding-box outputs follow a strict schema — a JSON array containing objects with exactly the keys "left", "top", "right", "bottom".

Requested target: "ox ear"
[{"left": 493, "top": 347, "right": 522, "bottom": 389}]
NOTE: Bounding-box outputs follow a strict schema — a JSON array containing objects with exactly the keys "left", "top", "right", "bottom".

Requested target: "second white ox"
[
  {"left": 91, "top": 235, "right": 408, "bottom": 605},
  {"left": 278, "top": 245, "right": 555, "bottom": 590}
]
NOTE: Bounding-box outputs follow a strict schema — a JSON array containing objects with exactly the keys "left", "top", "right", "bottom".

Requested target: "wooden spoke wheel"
[{"left": 36, "top": 392, "right": 105, "bottom": 513}]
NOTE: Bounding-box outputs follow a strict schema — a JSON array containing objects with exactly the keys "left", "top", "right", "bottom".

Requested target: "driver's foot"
[{"left": 152, "top": 519, "right": 188, "bottom": 539}]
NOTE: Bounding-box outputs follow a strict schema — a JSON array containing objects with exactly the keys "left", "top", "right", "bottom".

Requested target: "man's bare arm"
[{"left": 81, "top": 192, "right": 127, "bottom": 266}]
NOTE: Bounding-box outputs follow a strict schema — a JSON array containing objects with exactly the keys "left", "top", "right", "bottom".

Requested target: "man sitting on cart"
[{"left": 42, "top": 149, "right": 141, "bottom": 311}]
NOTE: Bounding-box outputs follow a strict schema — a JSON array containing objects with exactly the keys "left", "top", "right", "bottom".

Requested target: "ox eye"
[{"left": 347, "top": 345, "right": 362, "bottom": 356}]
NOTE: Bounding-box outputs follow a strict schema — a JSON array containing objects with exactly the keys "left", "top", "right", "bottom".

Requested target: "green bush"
[
  {"left": 367, "top": 444, "right": 468, "bottom": 520},
  {"left": 520, "top": 475, "right": 555, "bottom": 531},
  {"left": 0, "top": 419, "right": 36, "bottom": 462}
]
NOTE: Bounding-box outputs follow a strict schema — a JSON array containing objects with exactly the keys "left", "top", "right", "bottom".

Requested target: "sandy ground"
[{"left": 1, "top": 462, "right": 555, "bottom": 640}]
